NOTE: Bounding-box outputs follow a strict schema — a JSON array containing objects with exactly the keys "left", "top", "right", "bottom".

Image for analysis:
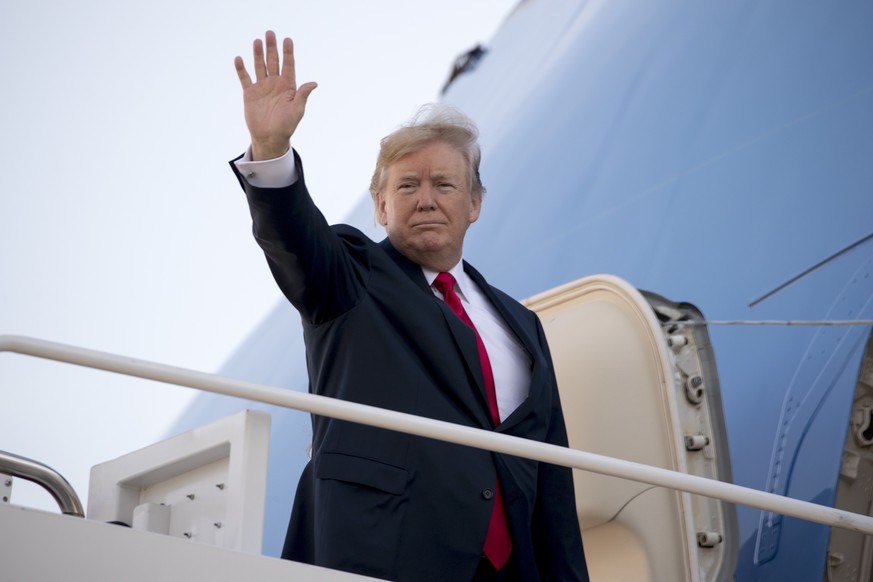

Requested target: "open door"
[{"left": 524, "top": 275, "right": 737, "bottom": 581}]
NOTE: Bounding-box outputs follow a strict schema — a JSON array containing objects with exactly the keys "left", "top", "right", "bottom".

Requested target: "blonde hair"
[{"left": 369, "top": 105, "right": 485, "bottom": 218}]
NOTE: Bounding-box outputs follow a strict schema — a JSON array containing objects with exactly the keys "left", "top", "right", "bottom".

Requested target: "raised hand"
[{"left": 234, "top": 31, "right": 317, "bottom": 161}]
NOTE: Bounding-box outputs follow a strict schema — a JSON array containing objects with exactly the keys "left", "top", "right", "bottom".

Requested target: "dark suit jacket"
[{"left": 232, "top": 152, "right": 588, "bottom": 581}]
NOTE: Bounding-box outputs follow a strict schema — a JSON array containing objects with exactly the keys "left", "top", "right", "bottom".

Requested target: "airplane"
[{"left": 2, "top": 0, "right": 872, "bottom": 580}]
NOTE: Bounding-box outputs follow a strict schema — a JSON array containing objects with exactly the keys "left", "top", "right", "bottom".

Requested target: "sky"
[{"left": 0, "top": 0, "right": 517, "bottom": 512}]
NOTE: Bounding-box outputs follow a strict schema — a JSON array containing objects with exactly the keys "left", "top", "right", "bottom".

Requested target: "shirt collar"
[{"left": 423, "top": 262, "right": 469, "bottom": 299}]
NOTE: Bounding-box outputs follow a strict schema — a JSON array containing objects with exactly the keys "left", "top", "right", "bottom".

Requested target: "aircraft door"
[{"left": 524, "top": 274, "right": 737, "bottom": 582}]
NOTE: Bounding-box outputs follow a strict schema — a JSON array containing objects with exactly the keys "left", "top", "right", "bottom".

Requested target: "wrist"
[{"left": 251, "top": 139, "right": 291, "bottom": 161}]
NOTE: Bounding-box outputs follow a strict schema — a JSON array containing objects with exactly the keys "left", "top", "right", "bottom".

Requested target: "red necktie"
[{"left": 433, "top": 272, "right": 512, "bottom": 571}]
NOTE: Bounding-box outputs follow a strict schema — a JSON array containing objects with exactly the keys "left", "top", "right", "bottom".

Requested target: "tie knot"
[{"left": 433, "top": 272, "right": 456, "bottom": 295}]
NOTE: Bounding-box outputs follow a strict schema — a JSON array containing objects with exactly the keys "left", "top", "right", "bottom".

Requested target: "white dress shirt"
[{"left": 423, "top": 265, "right": 531, "bottom": 422}]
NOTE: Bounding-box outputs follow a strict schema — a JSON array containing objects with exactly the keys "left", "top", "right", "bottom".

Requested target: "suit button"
[{"left": 482, "top": 489, "right": 494, "bottom": 500}]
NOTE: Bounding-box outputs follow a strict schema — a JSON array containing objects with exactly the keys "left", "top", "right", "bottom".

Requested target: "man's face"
[{"left": 377, "top": 141, "right": 481, "bottom": 271}]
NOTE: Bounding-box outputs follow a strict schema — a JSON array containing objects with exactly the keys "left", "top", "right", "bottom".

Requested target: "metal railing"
[
  {"left": 0, "top": 449, "right": 85, "bottom": 517},
  {"left": 2, "top": 334, "right": 873, "bottom": 536}
]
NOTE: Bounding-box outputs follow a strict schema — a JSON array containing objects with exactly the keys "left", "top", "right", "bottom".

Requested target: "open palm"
[{"left": 234, "top": 31, "right": 317, "bottom": 160}]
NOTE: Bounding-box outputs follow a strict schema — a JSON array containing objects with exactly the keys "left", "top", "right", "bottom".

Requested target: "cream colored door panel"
[{"left": 524, "top": 274, "right": 736, "bottom": 582}]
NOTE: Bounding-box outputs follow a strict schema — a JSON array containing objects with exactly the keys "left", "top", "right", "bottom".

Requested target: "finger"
[
  {"left": 234, "top": 56, "right": 252, "bottom": 89},
  {"left": 297, "top": 81, "right": 318, "bottom": 103},
  {"left": 253, "top": 38, "right": 266, "bottom": 80},
  {"left": 265, "top": 30, "right": 280, "bottom": 77},
  {"left": 281, "top": 37, "right": 297, "bottom": 87}
]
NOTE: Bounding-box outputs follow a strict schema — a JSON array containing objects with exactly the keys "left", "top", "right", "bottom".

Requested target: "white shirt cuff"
[{"left": 233, "top": 147, "right": 299, "bottom": 188}]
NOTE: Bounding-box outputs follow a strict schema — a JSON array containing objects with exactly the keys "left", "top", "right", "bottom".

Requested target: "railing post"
[{"left": 0, "top": 450, "right": 84, "bottom": 517}]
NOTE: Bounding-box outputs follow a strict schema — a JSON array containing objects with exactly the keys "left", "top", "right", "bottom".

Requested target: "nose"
[{"left": 416, "top": 184, "right": 437, "bottom": 211}]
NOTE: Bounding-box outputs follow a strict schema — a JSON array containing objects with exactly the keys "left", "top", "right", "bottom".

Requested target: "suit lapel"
[
  {"left": 434, "top": 303, "right": 494, "bottom": 427},
  {"left": 380, "top": 239, "right": 493, "bottom": 428},
  {"left": 463, "top": 262, "right": 537, "bottom": 360},
  {"left": 463, "top": 263, "right": 542, "bottom": 430}
]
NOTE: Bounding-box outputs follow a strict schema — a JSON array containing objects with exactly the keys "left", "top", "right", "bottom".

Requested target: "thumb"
[{"left": 297, "top": 81, "right": 318, "bottom": 103}]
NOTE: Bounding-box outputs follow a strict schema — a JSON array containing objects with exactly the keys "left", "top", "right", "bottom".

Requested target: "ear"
[
  {"left": 468, "top": 193, "right": 482, "bottom": 224},
  {"left": 376, "top": 192, "right": 388, "bottom": 226}
]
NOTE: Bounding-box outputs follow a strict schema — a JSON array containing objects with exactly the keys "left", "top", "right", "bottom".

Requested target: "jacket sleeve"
[{"left": 229, "top": 150, "right": 370, "bottom": 324}]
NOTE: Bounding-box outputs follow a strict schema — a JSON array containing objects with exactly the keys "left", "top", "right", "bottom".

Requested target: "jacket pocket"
[
  {"left": 315, "top": 451, "right": 409, "bottom": 494},
  {"left": 314, "top": 452, "right": 410, "bottom": 577}
]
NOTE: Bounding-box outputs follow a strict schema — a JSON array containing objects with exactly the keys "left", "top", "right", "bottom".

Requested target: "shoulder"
[{"left": 332, "top": 223, "right": 372, "bottom": 241}]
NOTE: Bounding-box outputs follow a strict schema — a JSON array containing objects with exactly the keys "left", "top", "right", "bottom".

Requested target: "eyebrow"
[
  {"left": 395, "top": 170, "right": 459, "bottom": 182},
  {"left": 431, "top": 171, "right": 459, "bottom": 182}
]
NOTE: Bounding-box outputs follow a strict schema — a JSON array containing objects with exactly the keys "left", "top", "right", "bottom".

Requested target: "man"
[{"left": 231, "top": 31, "right": 589, "bottom": 581}]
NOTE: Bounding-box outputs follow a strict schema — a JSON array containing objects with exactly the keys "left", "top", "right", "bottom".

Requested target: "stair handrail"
[{"left": 2, "top": 333, "right": 873, "bottom": 536}]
